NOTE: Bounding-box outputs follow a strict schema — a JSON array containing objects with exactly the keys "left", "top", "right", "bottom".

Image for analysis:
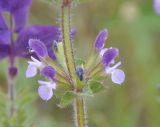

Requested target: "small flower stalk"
[{"left": 25, "top": 0, "right": 125, "bottom": 127}]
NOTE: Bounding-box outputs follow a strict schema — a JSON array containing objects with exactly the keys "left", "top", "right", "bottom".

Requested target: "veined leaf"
[
  {"left": 88, "top": 80, "right": 104, "bottom": 94},
  {"left": 58, "top": 91, "right": 77, "bottom": 108}
]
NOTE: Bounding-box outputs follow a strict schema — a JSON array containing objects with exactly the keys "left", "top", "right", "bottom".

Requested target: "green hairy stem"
[
  {"left": 74, "top": 97, "right": 88, "bottom": 127},
  {"left": 61, "top": 1, "right": 76, "bottom": 85},
  {"left": 60, "top": 1, "right": 88, "bottom": 127}
]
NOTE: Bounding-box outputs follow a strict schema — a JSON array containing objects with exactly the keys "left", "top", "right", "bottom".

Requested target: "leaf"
[
  {"left": 88, "top": 80, "right": 104, "bottom": 94},
  {"left": 58, "top": 91, "right": 77, "bottom": 108},
  {"left": 82, "top": 86, "right": 94, "bottom": 97},
  {"left": 54, "top": 90, "right": 65, "bottom": 98}
]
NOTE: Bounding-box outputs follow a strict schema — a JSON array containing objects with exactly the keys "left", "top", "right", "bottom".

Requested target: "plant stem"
[
  {"left": 7, "top": 13, "right": 16, "bottom": 117},
  {"left": 60, "top": 1, "right": 88, "bottom": 127},
  {"left": 7, "top": 73, "right": 16, "bottom": 117},
  {"left": 74, "top": 97, "right": 88, "bottom": 127},
  {"left": 61, "top": 0, "right": 76, "bottom": 85}
]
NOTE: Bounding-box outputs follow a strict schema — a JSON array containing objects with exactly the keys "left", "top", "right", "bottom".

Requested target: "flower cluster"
[
  {"left": 94, "top": 29, "right": 125, "bottom": 85},
  {"left": 26, "top": 39, "right": 57, "bottom": 101},
  {"left": 26, "top": 29, "right": 125, "bottom": 102}
]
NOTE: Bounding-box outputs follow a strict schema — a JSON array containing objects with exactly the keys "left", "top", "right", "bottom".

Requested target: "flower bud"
[
  {"left": 76, "top": 67, "right": 84, "bottom": 81},
  {"left": 9, "top": 67, "right": 18, "bottom": 78}
]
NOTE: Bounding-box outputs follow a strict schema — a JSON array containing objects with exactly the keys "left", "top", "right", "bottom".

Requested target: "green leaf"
[
  {"left": 54, "top": 90, "right": 65, "bottom": 99},
  {"left": 58, "top": 91, "right": 77, "bottom": 108},
  {"left": 88, "top": 80, "right": 104, "bottom": 94},
  {"left": 82, "top": 86, "right": 94, "bottom": 97}
]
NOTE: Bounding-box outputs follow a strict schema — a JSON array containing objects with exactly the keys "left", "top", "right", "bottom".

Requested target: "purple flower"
[
  {"left": 26, "top": 40, "right": 57, "bottom": 101},
  {"left": 14, "top": 25, "right": 62, "bottom": 60},
  {"left": 29, "top": 39, "right": 48, "bottom": 58},
  {"left": 26, "top": 57, "right": 57, "bottom": 101},
  {"left": 0, "top": 1, "right": 62, "bottom": 61},
  {"left": 0, "top": 43, "right": 9, "bottom": 59},
  {"left": 94, "top": 29, "right": 125, "bottom": 85},
  {"left": 102, "top": 48, "right": 119, "bottom": 66},
  {"left": 0, "top": 14, "right": 10, "bottom": 44},
  {"left": 40, "top": 66, "right": 56, "bottom": 80},
  {"left": 94, "top": 29, "right": 108, "bottom": 50},
  {"left": 26, "top": 56, "right": 43, "bottom": 78},
  {"left": 0, "top": 0, "right": 32, "bottom": 32},
  {"left": 38, "top": 80, "right": 56, "bottom": 101},
  {"left": 9, "top": 66, "right": 18, "bottom": 78},
  {"left": 105, "top": 62, "right": 125, "bottom": 85},
  {"left": 102, "top": 49, "right": 125, "bottom": 85},
  {"left": 76, "top": 67, "right": 84, "bottom": 81},
  {"left": 154, "top": 0, "right": 160, "bottom": 15}
]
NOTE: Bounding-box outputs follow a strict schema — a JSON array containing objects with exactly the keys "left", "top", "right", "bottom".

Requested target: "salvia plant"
[
  {"left": 25, "top": 0, "right": 125, "bottom": 127},
  {"left": 0, "top": 0, "right": 125, "bottom": 127}
]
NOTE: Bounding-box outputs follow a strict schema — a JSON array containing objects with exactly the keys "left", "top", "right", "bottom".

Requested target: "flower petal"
[
  {"left": 154, "top": 0, "right": 160, "bottom": 15},
  {"left": 14, "top": 25, "right": 61, "bottom": 59},
  {"left": 0, "top": 0, "right": 32, "bottom": 12},
  {"left": 38, "top": 85, "right": 53, "bottom": 101},
  {"left": 111, "top": 69, "right": 125, "bottom": 85},
  {"left": 0, "top": 14, "right": 10, "bottom": 44},
  {"left": 94, "top": 29, "right": 108, "bottom": 50},
  {"left": 102, "top": 48, "right": 119, "bottom": 66},
  {"left": 99, "top": 48, "right": 108, "bottom": 57},
  {"left": 0, "top": 0, "right": 9, "bottom": 11},
  {"left": 105, "top": 61, "right": 121, "bottom": 74},
  {"left": 0, "top": 0, "right": 32, "bottom": 32},
  {"left": 38, "top": 80, "right": 56, "bottom": 89},
  {"left": 40, "top": 66, "right": 56, "bottom": 80},
  {"left": 13, "top": 7, "right": 29, "bottom": 32},
  {"left": 12, "top": 0, "right": 32, "bottom": 32},
  {"left": 29, "top": 39, "right": 48, "bottom": 58},
  {"left": 0, "top": 43, "right": 9, "bottom": 60},
  {"left": 26, "top": 64, "right": 37, "bottom": 78}
]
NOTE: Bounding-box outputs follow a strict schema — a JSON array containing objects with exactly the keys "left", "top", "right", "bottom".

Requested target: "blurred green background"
[{"left": 0, "top": 0, "right": 160, "bottom": 127}]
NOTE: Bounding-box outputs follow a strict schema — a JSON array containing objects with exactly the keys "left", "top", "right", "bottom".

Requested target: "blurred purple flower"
[
  {"left": 0, "top": 0, "right": 31, "bottom": 32},
  {"left": 0, "top": 0, "right": 62, "bottom": 61},
  {"left": 0, "top": 0, "right": 32, "bottom": 32},
  {"left": 0, "top": 0, "right": 63, "bottom": 101},
  {"left": 94, "top": 29, "right": 125, "bottom": 85},
  {"left": 154, "top": 0, "right": 160, "bottom": 15}
]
